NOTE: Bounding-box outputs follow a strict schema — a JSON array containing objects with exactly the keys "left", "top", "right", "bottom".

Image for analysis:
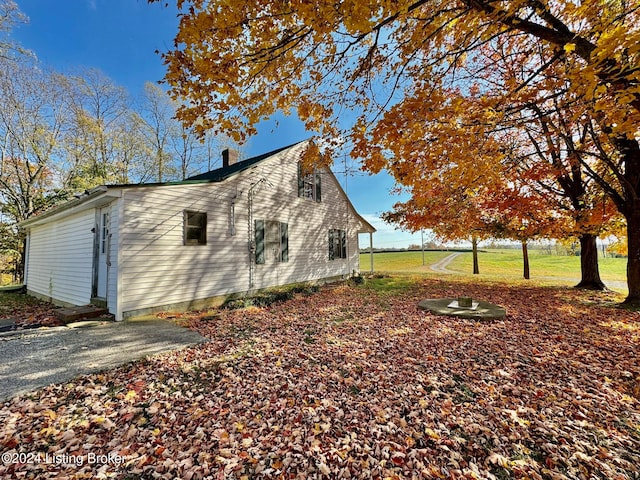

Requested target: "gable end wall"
[{"left": 118, "top": 144, "right": 364, "bottom": 317}]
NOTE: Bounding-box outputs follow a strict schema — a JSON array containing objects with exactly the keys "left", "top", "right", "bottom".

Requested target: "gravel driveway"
[{"left": 0, "top": 319, "right": 207, "bottom": 401}]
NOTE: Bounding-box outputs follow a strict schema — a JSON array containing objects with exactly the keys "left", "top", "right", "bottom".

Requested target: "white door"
[{"left": 96, "top": 208, "right": 110, "bottom": 299}]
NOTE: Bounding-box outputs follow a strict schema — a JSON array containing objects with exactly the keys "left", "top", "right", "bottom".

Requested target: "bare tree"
[{"left": 65, "top": 68, "right": 131, "bottom": 189}]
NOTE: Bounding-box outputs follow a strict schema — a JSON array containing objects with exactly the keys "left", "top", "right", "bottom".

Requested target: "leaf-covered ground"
[
  {"left": 1, "top": 277, "right": 639, "bottom": 479},
  {"left": 0, "top": 291, "right": 62, "bottom": 328}
]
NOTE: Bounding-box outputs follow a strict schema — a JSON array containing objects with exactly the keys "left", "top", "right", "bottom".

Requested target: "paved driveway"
[{"left": 0, "top": 319, "right": 207, "bottom": 401}]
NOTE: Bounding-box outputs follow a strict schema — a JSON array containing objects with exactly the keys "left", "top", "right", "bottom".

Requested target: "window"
[
  {"left": 329, "top": 229, "right": 347, "bottom": 260},
  {"left": 255, "top": 220, "right": 289, "bottom": 264},
  {"left": 298, "top": 162, "right": 321, "bottom": 202},
  {"left": 184, "top": 211, "right": 207, "bottom": 245}
]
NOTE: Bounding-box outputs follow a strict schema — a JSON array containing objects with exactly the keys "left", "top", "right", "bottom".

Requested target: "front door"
[{"left": 95, "top": 207, "right": 110, "bottom": 299}]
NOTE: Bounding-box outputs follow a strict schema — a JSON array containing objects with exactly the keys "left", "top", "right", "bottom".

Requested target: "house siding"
[
  {"left": 119, "top": 180, "right": 249, "bottom": 315},
  {"left": 21, "top": 143, "right": 371, "bottom": 320},
  {"left": 118, "top": 143, "right": 367, "bottom": 317},
  {"left": 106, "top": 199, "right": 120, "bottom": 316},
  {"left": 249, "top": 148, "right": 360, "bottom": 289},
  {"left": 25, "top": 209, "right": 95, "bottom": 306}
]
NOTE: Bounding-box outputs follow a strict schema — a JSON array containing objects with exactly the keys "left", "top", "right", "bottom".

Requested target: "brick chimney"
[{"left": 222, "top": 148, "right": 239, "bottom": 168}]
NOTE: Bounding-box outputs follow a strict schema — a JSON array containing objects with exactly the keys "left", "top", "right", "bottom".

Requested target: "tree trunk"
[
  {"left": 521, "top": 240, "right": 530, "bottom": 280},
  {"left": 472, "top": 236, "right": 479, "bottom": 275},
  {"left": 575, "top": 233, "right": 606, "bottom": 290},
  {"left": 624, "top": 210, "right": 640, "bottom": 305},
  {"left": 617, "top": 136, "right": 640, "bottom": 305},
  {"left": 17, "top": 236, "right": 26, "bottom": 284}
]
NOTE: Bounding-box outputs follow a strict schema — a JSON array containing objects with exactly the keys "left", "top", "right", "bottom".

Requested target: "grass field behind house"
[{"left": 360, "top": 249, "right": 628, "bottom": 292}]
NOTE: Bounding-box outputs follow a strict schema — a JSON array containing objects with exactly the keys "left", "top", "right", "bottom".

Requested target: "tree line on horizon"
[{"left": 0, "top": 0, "right": 232, "bottom": 282}]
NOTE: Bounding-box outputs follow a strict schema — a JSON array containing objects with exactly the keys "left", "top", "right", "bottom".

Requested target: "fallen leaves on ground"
[
  {"left": 1, "top": 278, "right": 639, "bottom": 479},
  {"left": 0, "top": 292, "right": 62, "bottom": 328}
]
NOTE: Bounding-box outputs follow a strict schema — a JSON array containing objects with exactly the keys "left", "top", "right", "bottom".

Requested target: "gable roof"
[
  {"left": 186, "top": 141, "right": 305, "bottom": 182},
  {"left": 20, "top": 139, "right": 375, "bottom": 233}
]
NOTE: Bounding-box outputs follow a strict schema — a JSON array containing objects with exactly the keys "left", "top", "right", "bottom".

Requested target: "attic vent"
[{"left": 222, "top": 148, "right": 239, "bottom": 168}]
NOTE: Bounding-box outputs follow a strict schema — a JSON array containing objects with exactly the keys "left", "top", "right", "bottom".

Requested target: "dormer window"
[{"left": 297, "top": 162, "right": 321, "bottom": 202}]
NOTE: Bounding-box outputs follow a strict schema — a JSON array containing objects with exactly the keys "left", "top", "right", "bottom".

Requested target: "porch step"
[{"left": 55, "top": 305, "right": 109, "bottom": 323}]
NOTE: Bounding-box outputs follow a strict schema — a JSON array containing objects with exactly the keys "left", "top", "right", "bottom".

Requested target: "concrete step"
[{"left": 55, "top": 305, "right": 109, "bottom": 323}]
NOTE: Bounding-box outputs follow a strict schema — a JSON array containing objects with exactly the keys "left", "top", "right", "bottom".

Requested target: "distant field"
[
  {"left": 359, "top": 250, "right": 454, "bottom": 273},
  {"left": 359, "top": 249, "right": 628, "bottom": 292}
]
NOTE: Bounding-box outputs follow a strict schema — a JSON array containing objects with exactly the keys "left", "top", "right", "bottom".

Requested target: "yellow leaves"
[
  {"left": 424, "top": 427, "right": 440, "bottom": 440},
  {"left": 318, "top": 461, "right": 331, "bottom": 475},
  {"left": 563, "top": 43, "right": 576, "bottom": 54},
  {"left": 340, "top": 0, "right": 377, "bottom": 33},
  {"left": 241, "top": 436, "right": 254, "bottom": 448},
  {"left": 41, "top": 409, "right": 57, "bottom": 420}
]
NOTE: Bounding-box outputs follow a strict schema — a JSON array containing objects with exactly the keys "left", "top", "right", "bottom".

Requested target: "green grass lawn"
[
  {"left": 358, "top": 250, "right": 455, "bottom": 273},
  {"left": 360, "top": 249, "right": 628, "bottom": 292}
]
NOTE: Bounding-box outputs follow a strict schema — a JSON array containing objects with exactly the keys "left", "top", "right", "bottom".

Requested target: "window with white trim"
[
  {"left": 297, "top": 162, "right": 321, "bottom": 202},
  {"left": 184, "top": 210, "right": 207, "bottom": 245},
  {"left": 255, "top": 220, "right": 289, "bottom": 264},
  {"left": 328, "top": 229, "right": 346, "bottom": 260}
]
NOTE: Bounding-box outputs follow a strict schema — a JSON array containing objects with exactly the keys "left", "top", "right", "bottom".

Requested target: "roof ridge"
[{"left": 185, "top": 139, "right": 308, "bottom": 182}]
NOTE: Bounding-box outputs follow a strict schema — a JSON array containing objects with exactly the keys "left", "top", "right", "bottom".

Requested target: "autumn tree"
[
  {"left": 473, "top": 34, "right": 621, "bottom": 289},
  {"left": 64, "top": 68, "right": 133, "bottom": 189},
  {"left": 0, "top": 60, "right": 76, "bottom": 281},
  {"left": 138, "top": 82, "right": 225, "bottom": 181},
  {"left": 138, "top": 82, "right": 178, "bottom": 182},
  {"left": 0, "top": 61, "right": 73, "bottom": 223},
  {"left": 0, "top": 0, "right": 27, "bottom": 60},
  {"left": 155, "top": 0, "right": 640, "bottom": 304},
  {"left": 382, "top": 155, "right": 501, "bottom": 277},
  {"left": 482, "top": 183, "right": 564, "bottom": 280},
  {"left": 506, "top": 103, "right": 619, "bottom": 289}
]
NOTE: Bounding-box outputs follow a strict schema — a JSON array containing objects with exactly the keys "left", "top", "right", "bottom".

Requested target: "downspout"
[
  {"left": 346, "top": 195, "right": 351, "bottom": 277},
  {"left": 248, "top": 185, "right": 254, "bottom": 291}
]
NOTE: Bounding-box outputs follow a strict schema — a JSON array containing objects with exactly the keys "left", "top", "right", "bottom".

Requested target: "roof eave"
[{"left": 19, "top": 187, "right": 121, "bottom": 229}]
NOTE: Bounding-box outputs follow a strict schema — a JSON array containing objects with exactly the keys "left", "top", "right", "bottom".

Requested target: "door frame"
[{"left": 91, "top": 206, "right": 111, "bottom": 301}]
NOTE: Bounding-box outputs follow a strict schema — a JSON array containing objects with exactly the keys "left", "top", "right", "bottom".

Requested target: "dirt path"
[{"left": 429, "top": 252, "right": 462, "bottom": 273}]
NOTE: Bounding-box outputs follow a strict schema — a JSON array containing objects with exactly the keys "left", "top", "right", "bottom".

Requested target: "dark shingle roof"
[{"left": 186, "top": 141, "right": 305, "bottom": 182}]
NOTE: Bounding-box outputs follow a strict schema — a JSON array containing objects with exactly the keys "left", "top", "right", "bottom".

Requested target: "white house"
[{"left": 20, "top": 141, "right": 375, "bottom": 320}]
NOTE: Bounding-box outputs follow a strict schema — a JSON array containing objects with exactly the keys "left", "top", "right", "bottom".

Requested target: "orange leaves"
[{"left": 1, "top": 279, "right": 640, "bottom": 477}]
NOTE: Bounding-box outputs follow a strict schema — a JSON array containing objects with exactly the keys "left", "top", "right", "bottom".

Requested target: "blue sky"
[{"left": 10, "top": 0, "right": 427, "bottom": 248}]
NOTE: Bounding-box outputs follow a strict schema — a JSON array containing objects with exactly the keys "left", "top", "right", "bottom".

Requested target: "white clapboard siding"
[
  {"left": 106, "top": 200, "right": 120, "bottom": 314},
  {"left": 119, "top": 180, "right": 250, "bottom": 313},
  {"left": 118, "top": 142, "right": 369, "bottom": 315},
  {"left": 248, "top": 145, "right": 361, "bottom": 289},
  {"left": 19, "top": 142, "right": 371, "bottom": 321},
  {"left": 26, "top": 209, "right": 95, "bottom": 306}
]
